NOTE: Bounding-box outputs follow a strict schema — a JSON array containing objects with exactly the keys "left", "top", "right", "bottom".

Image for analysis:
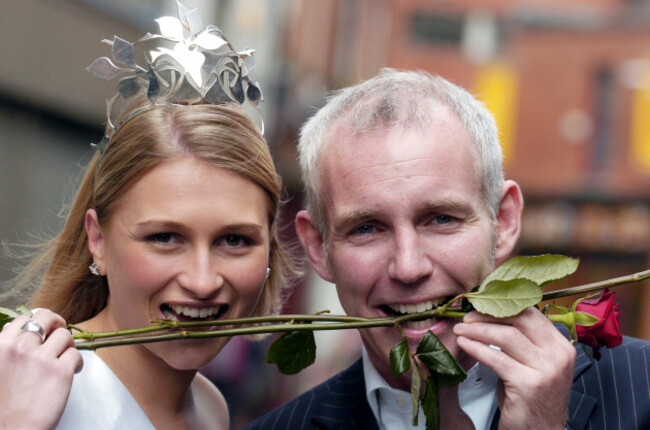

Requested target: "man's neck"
[
  {"left": 439, "top": 385, "right": 474, "bottom": 430},
  {"left": 362, "top": 348, "right": 496, "bottom": 430}
]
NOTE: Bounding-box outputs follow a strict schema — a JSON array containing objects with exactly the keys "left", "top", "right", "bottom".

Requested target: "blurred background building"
[{"left": 1, "top": 0, "right": 649, "bottom": 428}]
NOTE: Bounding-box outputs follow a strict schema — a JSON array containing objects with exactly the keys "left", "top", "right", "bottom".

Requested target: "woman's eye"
[
  {"left": 222, "top": 234, "right": 251, "bottom": 248},
  {"left": 146, "top": 233, "right": 177, "bottom": 245}
]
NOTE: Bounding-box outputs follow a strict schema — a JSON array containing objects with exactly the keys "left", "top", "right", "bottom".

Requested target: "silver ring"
[{"left": 20, "top": 320, "right": 46, "bottom": 343}]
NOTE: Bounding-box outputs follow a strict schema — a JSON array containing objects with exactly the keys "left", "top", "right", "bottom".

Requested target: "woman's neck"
[{"left": 79, "top": 312, "right": 199, "bottom": 425}]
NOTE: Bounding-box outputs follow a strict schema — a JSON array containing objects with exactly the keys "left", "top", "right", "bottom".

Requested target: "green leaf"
[
  {"left": 415, "top": 331, "right": 466, "bottom": 387},
  {"left": 410, "top": 365, "right": 421, "bottom": 426},
  {"left": 573, "top": 311, "right": 601, "bottom": 327},
  {"left": 389, "top": 338, "right": 411, "bottom": 376},
  {"left": 467, "top": 278, "right": 543, "bottom": 318},
  {"left": 422, "top": 376, "right": 440, "bottom": 430},
  {"left": 480, "top": 254, "right": 579, "bottom": 289},
  {"left": 265, "top": 331, "right": 316, "bottom": 375}
]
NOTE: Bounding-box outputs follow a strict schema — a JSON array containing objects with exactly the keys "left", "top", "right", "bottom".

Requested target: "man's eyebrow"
[
  {"left": 331, "top": 209, "right": 378, "bottom": 232},
  {"left": 330, "top": 199, "right": 477, "bottom": 229},
  {"left": 421, "top": 199, "right": 476, "bottom": 214}
]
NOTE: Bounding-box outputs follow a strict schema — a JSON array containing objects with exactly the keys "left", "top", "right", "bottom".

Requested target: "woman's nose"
[{"left": 178, "top": 249, "right": 223, "bottom": 298}]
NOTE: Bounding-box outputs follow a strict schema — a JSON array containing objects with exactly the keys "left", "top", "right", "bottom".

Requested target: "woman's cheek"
[{"left": 118, "top": 252, "right": 174, "bottom": 291}]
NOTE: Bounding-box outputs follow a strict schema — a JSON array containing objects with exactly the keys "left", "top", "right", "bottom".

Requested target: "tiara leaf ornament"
[{"left": 86, "top": 0, "right": 264, "bottom": 154}]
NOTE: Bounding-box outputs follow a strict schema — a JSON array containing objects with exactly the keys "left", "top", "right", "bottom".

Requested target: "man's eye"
[
  {"left": 351, "top": 224, "right": 375, "bottom": 236},
  {"left": 431, "top": 215, "right": 454, "bottom": 225}
]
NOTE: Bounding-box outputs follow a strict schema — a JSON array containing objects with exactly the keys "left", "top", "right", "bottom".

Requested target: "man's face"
[{"left": 316, "top": 109, "right": 500, "bottom": 390}]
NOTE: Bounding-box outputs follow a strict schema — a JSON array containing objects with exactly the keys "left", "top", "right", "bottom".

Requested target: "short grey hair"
[{"left": 298, "top": 68, "right": 504, "bottom": 235}]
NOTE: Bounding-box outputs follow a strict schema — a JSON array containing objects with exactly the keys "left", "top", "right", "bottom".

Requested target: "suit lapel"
[
  {"left": 489, "top": 345, "right": 598, "bottom": 430},
  {"left": 315, "top": 346, "right": 599, "bottom": 430},
  {"left": 310, "top": 359, "right": 379, "bottom": 430},
  {"left": 566, "top": 346, "right": 598, "bottom": 430}
]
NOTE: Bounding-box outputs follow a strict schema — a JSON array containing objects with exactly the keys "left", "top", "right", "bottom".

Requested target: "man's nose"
[
  {"left": 387, "top": 228, "right": 433, "bottom": 285},
  {"left": 179, "top": 249, "right": 223, "bottom": 298}
]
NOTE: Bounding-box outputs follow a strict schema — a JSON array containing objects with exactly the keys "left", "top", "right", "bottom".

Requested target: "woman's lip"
[{"left": 163, "top": 301, "right": 225, "bottom": 308}]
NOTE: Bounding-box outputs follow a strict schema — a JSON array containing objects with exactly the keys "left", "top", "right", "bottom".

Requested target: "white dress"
[{"left": 55, "top": 350, "right": 155, "bottom": 429}]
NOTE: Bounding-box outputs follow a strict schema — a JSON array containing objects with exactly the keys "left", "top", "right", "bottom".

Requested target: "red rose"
[{"left": 575, "top": 289, "right": 622, "bottom": 359}]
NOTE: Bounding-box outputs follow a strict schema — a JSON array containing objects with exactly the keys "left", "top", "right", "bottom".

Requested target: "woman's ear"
[
  {"left": 85, "top": 209, "right": 105, "bottom": 272},
  {"left": 494, "top": 180, "right": 524, "bottom": 265},
  {"left": 295, "top": 210, "right": 334, "bottom": 283}
]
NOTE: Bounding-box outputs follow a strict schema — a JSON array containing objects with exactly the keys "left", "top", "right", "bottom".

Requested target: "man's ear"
[
  {"left": 85, "top": 209, "right": 106, "bottom": 272},
  {"left": 295, "top": 210, "right": 334, "bottom": 283},
  {"left": 494, "top": 180, "right": 524, "bottom": 265}
]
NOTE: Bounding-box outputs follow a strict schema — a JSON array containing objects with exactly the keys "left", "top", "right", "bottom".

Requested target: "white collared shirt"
[{"left": 362, "top": 347, "right": 499, "bottom": 430}]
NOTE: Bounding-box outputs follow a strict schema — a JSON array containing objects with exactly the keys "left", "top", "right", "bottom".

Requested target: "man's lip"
[{"left": 401, "top": 317, "right": 453, "bottom": 338}]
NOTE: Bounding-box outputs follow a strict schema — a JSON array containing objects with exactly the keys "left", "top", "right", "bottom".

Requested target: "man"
[{"left": 246, "top": 69, "right": 650, "bottom": 429}]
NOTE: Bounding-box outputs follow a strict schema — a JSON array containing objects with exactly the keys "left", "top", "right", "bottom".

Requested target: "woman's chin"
[{"left": 158, "top": 338, "right": 228, "bottom": 371}]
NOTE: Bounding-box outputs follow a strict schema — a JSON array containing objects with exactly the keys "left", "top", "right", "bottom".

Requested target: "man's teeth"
[
  {"left": 388, "top": 299, "right": 442, "bottom": 315},
  {"left": 168, "top": 305, "right": 221, "bottom": 319},
  {"left": 407, "top": 318, "right": 435, "bottom": 329}
]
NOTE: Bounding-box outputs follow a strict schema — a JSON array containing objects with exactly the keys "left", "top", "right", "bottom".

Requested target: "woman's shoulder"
[{"left": 192, "top": 372, "right": 229, "bottom": 428}]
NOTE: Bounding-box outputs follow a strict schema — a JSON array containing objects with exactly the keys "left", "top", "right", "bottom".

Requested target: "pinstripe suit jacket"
[{"left": 244, "top": 336, "right": 649, "bottom": 430}]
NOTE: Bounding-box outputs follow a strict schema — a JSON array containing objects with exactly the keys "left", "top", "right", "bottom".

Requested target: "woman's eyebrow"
[{"left": 134, "top": 220, "right": 265, "bottom": 233}]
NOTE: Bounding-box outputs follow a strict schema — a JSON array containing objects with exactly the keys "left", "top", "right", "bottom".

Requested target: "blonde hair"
[{"left": 20, "top": 103, "right": 297, "bottom": 324}]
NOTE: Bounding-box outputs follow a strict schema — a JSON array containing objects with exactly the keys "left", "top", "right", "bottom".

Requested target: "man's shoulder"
[
  {"left": 573, "top": 334, "right": 649, "bottom": 383},
  {"left": 569, "top": 335, "right": 650, "bottom": 430},
  {"left": 243, "top": 359, "right": 367, "bottom": 430},
  {"left": 617, "top": 334, "right": 650, "bottom": 351},
  {"left": 580, "top": 334, "right": 649, "bottom": 364}
]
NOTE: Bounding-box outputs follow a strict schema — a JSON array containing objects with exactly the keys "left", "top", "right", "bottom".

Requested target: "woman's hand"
[{"left": 0, "top": 309, "right": 82, "bottom": 430}]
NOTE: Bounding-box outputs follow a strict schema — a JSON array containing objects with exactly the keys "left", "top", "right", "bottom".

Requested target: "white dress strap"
[{"left": 56, "top": 350, "right": 155, "bottom": 429}]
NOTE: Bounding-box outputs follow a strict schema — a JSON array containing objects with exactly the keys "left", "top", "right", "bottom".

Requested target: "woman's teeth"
[{"left": 163, "top": 305, "right": 221, "bottom": 321}]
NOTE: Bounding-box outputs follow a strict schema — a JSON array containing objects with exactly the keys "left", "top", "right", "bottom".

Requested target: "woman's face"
[{"left": 86, "top": 157, "right": 272, "bottom": 370}]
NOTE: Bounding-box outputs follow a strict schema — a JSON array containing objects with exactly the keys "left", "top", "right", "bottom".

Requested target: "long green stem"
[
  {"left": 542, "top": 269, "right": 650, "bottom": 301},
  {"left": 69, "top": 269, "right": 648, "bottom": 350},
  {"left": 72, "top": 313, "right": 373, "bottom": 341},
  {"left": 74, "top": 307, "right": 464, "bottom": 349}
]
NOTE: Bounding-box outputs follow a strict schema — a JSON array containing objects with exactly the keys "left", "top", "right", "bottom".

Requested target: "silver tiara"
[{"left": 86, "top": 0, "right": 264, "bottom": 153}]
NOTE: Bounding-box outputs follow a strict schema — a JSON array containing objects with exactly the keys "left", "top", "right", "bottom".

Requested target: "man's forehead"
[
  {"left": 319, "top": 128, "right": 482, "bottom": 223},
  {"left": 320, "top": 118, "right": 476, "bottom": 182}
]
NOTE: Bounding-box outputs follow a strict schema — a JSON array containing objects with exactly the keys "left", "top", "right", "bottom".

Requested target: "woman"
[{"left": 0, "top": 4, "right": 296, "bottom": 429}]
